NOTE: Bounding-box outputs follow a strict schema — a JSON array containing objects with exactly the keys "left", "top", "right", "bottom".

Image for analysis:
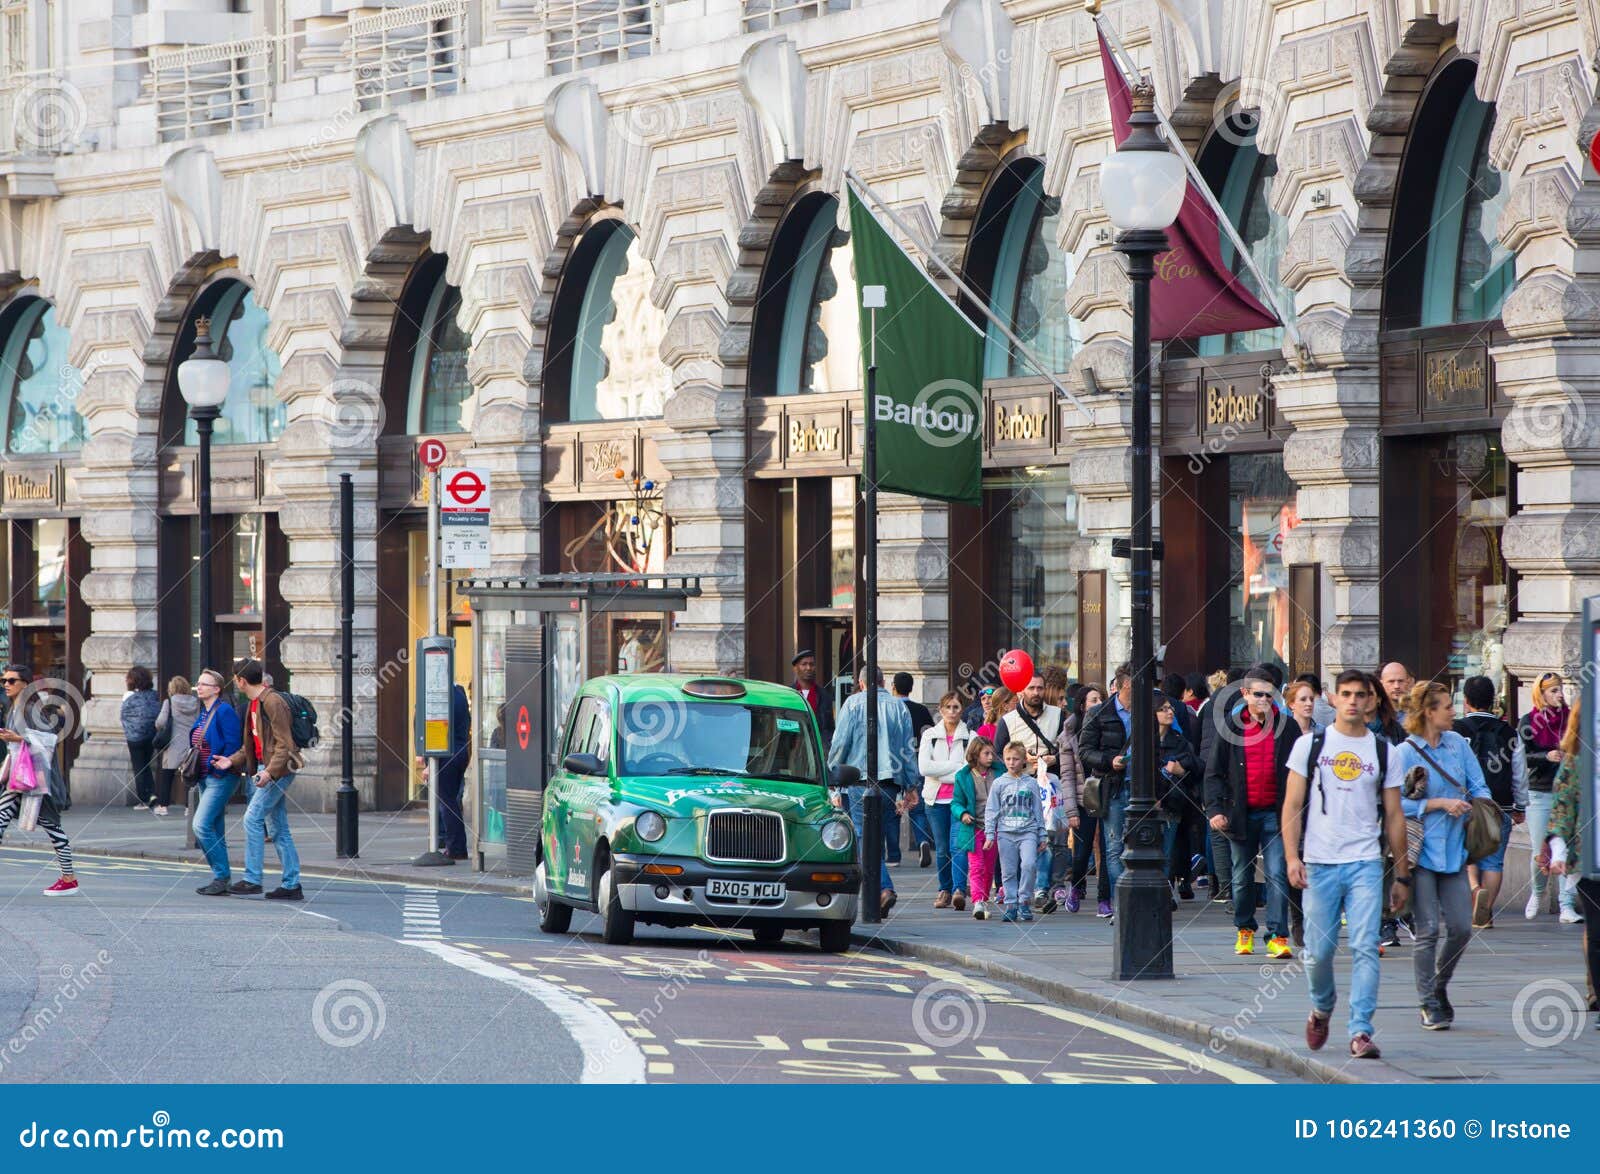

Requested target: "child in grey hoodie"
[{"left": 984, "top": 742, "right": 1048, "bottom": 923}]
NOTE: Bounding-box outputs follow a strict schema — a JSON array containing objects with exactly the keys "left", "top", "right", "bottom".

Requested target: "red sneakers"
[
  {"left": 43, "top": 876, "right": 79, "bottom": 896},
  {"left": 1349, "top": 1032, "right": 1382, "bottom": 1060},
  {"left": 1305, "top": 1012, "right": 1330, "bottom": 1051}
]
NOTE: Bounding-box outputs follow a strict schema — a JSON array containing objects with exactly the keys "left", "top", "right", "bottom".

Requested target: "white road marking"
[
  {"left": 402, "top": 887, "right": 444, "bottom": 940},
  {"left": 404, "top": 940, "right": 647, "bottom": 1084}
]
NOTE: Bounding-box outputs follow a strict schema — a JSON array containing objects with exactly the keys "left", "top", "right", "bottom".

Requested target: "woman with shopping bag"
[{"left": 0, "top": 664, "right": 78, "bottom": 895}]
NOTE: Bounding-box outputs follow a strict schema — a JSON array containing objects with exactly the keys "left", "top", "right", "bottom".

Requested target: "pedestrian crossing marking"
[
  {"left": 609, "top": 1011, "right": 638, "bottom": 1022},
  {"left": 626, "top": 1028, "right": 655, "bottom": 1039},
  {"left": 641, "top": 1045, "right": 669, "bottom": 1056},
  {"left": 589, "top": 998, "right": 616, "bottom": 1007},
  {"left": 647, "top": 1062, "right": 674, "bottom": 1075}
]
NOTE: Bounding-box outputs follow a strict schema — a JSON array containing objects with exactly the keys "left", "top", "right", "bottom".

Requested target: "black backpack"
[
  {"left": 1456, "top": 714, "right": 1514, "bottom": 808},
  {"left": 277, "top": 690, "right": 320, "bottom": 750}
]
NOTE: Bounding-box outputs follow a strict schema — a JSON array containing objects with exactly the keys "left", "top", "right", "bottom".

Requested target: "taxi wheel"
[
  {"left": 536, "top": 863, "right": 572, "bottom": 934},
  {"left": 598, "top": 863, "right": 635, "bottom": 946},
  {"left": 818, "top": 920, "right": 851, "bottom": 954},
  {"left": 750, "top": 924, "right": 785, "bottom": 946}
]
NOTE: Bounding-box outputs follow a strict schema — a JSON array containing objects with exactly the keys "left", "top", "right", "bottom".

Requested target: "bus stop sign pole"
[{"left": 414, "top": 465, "right": 454, "bottom": 868}]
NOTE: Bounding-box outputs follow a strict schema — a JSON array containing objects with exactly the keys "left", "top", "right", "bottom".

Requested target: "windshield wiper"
[{"left": 663, "top": 766, "right": 751, "bottom": 777}]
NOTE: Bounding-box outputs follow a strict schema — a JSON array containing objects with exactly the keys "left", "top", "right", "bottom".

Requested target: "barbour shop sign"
[
  {"left": 788, "top": 417, "right": 841, "bottom": 457},
  {"left": 993, "top": 403, "right": 1049, "bottom": 443},
  {"left": 1205, "top": 383, "right": 1261, "bottom": 427}
]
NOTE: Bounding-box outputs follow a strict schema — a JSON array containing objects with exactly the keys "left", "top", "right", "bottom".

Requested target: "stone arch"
[
  {"left": 332, "top": 227, "right": 434, "bottom": 440},
  {"left": 139, "top": 254, "right": 257, "bottom": 449},
  {"left": 932, "top": 124, "right": 1029, "bottom": 292},
  {"left": 1341, "top": 18, "right": 1454, "bottom": 357},
  {"left": 524, "top": 196, "right": 619, "bottom": 421},
  {"left": 717, "top": 165, "right": 814, "bottom": 402}
]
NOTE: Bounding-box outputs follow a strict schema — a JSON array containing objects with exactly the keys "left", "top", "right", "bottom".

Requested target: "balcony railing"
[
  {"left": 351, "top": 0, "right": 467, "bottom": 111},
  {"left": 1, "top": 70, "right": 86, "bottom": 154},
  {"left": 741, "top": 0, "right": 851, "bottom": 33},
  {"left": 544, "top": 0, "right": 655, "bottom": 75},
  {"left": 151, "top": 37, "right": 275, "bottom": 143}
]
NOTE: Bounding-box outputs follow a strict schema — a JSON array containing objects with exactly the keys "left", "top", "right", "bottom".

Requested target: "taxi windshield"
[{"left": 618, "top": 700, "right": 822, "bottom": 783}]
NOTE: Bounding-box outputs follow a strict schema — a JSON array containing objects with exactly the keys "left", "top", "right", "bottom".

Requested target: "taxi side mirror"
[
  {"left": 830, "top": 764, "right": 861, "bottom": 788},
  {"left": 563, "top": 752, "right": 606, "bottom": 777}
]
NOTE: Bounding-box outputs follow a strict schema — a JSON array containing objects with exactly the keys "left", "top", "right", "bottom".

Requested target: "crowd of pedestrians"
[{"left": 805, "top": 648, "right": 1598, "bottom": 1055}]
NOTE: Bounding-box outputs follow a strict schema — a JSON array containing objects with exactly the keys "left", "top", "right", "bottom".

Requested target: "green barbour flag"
[{"left": 847, "top": 186, "right": 984, "bottom": 508}]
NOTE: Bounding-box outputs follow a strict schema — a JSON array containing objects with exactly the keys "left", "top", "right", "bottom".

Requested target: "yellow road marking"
[{"left": 647, "top": 1062, "right": 674, "bottom": 1075}]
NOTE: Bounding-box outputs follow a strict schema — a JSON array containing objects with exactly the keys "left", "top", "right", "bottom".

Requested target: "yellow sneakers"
[
  {"left": 1267, "top": 936, "right": 1293, "bottom": 959},
  {"left": 1234, "top": 929, "right": 1255, "bottom": 955}
]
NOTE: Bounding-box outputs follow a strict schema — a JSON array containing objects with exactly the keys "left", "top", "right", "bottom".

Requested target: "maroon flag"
[{"left": 1098, "top": 31, "right": 1281, "bottom": 341}]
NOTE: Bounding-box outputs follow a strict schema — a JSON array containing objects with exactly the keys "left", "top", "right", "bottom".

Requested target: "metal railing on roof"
[
  {"left": 544, "top": 0, "right": 655, "bottom": 74},
  {"left": 741, "top": 0, "right": 852, "bottom": 33},
  {"left": 150, "top": 36, "right": 275, "bottom": 142},
  {"left": 351, "top": 0, "right": 467, "bottom": 111}
]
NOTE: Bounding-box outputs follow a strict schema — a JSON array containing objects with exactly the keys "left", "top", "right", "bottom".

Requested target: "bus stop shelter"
[{"left": 460, "top": 572, "right": 708, "bottom": 875}]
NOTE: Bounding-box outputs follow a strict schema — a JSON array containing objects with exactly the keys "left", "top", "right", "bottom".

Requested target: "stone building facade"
[{"left": 0, "top": 0, "right": 1596, "bottom": 810}]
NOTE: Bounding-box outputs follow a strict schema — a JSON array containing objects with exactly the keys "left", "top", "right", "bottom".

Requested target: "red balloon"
[{"left": 998, "top": 649, "right": 1035, "bottom": 693}]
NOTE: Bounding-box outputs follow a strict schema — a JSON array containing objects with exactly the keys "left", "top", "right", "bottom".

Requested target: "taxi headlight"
[
  {"left": 821, "top": 818, "right": 853, "bottom": 852},
  {"left": 636, "top": 811, "right": 667, "bottom": 842}
]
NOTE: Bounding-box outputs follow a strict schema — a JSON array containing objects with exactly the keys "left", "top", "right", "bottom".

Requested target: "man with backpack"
[
  {"left": 217, "top": 658, "right": 306, "bottom": 901},
  {"left": 1455, "top": 675, "right": 1526, "bottom": 929},
  {"left": 1281, "top": 669, "right": 1411, "bottom": 1060}
]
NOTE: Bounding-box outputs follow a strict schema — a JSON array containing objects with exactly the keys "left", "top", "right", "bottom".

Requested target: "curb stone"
[
  {"left": 851, "top": 927, "right": 1370, "bottom": 1085},
  {"left": 6, "top": 840, "right": 529, "bottom": 898}
]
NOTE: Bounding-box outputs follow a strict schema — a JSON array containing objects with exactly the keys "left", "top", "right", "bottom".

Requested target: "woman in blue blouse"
[
  {"left": 1385, "top": 680, "right": 1491, "bottom": 1031},
  {"left": 189, "top": 668, "right": 244, "bottom": 896}
]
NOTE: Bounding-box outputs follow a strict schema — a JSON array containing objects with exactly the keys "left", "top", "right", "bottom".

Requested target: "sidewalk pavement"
[
  {"left": 1, "top": 801, "right": 527, "bottom": 896},
  {"left": 852, "top": 852, "right": 1597, "bottom": 1085},
  {"left": 10, "top": 803, "right": 1594, "bottom": 1084}
]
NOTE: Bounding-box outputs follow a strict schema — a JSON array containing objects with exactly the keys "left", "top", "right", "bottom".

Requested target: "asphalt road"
[{"left": 0, "top": 848, "right": 1276, "bottom": 1084}]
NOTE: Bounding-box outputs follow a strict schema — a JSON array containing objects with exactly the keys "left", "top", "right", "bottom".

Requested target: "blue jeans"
[
  {"left": 193, "top": 774, "right": 239, "bottom": 881},
  {"left": 926, "top": 803, "right": 967, "bottom": 893},
  {"left": 848, "top": 785, "right": 894, "bottom": 893},
  {"left": 1304, "top": 859, "right": 1384, "bottom": 1040},
  {"left": 243, "top": 772, "right": 301, "bottom": 889},
  {"left": 1231, "top": 810, "right": 1289, "bottom": 938},
  {"left": 1104, "top": 787, "right": 1130, "bottom": 890},
  {"left": 908, "top": 800, "right": 934, "bottom": 852}
]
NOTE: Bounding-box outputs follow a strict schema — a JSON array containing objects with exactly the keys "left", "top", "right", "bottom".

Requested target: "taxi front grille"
[{"left": 705, "top": 809, "right": 785, "bottom": 864}]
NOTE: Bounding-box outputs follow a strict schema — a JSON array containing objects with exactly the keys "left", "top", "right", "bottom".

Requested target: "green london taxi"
[{"left": 533, "top": 674, "right": 862, "bottom": 951}]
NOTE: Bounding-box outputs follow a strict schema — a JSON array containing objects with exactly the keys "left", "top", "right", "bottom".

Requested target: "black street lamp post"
[
  {"left": 1102, "top": 80, "right": 1186, "bottom": 981},
  {"left": 177, "top": 316, "right": 231, "bottom": 677}
]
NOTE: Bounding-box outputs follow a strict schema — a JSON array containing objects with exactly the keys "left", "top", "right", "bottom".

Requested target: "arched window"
[
  {"left": 179, "top": 284, "right": 285, "bottom": 446},
  {"left": 1197, "top": 126, "right": 1288, "bottom": 355},
  {"left": 406, "top": 270, "right": 473, "bottom": 434},
  {"left": 967, "top": 160, "right": 1079, "bottom": 378},
  {"left": 544, "top": 219, "right": 671, "bottom": 421},
  {"left": 1384, "top": 59, "right": 1512, "bottom": 330},
  {"left": 749, "top": 192, "right": 860, "bottom": 397},
  {"left": 2, "top": 299, "right": 87, "bottom": 453}
]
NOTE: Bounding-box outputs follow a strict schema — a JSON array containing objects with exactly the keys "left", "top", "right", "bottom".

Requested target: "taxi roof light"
[{"left": 682, "top": 678, "right": 748, "bottom": 699}]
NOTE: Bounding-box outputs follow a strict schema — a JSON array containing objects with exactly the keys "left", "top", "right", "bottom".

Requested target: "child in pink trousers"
[{"left": 951, "top": 736, "right": 1001, "bottom": 919}]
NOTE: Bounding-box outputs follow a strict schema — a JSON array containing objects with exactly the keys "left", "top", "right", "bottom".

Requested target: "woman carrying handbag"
[
  {"left": 0, "top": 664, "right": 79, "bottom": 895},
  {"left": 1386, "top": 680, "right": 1493, "bottom": 1031},
  {"left": 187, "top": 668, "right": 244, "bottom": 897}
]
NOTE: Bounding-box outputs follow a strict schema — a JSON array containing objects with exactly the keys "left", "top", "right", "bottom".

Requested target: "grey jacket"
[{"left": 156, "top": 693, "right": 203, "bottom": 769}]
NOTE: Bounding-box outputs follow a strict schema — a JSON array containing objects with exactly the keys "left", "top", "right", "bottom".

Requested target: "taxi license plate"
[{"left": 706, "top": 879, "right": 786, "bottom": 901}]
